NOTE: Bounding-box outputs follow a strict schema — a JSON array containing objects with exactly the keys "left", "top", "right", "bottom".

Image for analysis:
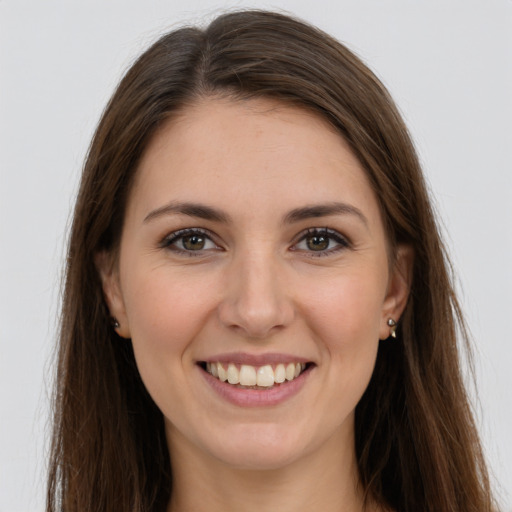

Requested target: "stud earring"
[
  {"left": 387, "top": 318, "right": 397, "bottom": 338},
  {"left": 111, "top": 317, "right": 120, "bottom": 329}
]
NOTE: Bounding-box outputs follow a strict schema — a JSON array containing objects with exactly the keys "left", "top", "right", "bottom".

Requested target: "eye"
[
  {"left": 161, "top": 228, "right": 220, "bottom": 254},
  {"left": 293, "top": 228, "right": 349, "bottom": 256}
]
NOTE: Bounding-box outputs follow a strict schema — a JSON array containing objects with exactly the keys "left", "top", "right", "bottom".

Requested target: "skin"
[{"left": 99, "top": 97, "right": 412, "bottom": 512}]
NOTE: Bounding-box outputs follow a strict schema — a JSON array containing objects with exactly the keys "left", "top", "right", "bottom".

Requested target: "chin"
[{"left": 206, "top": 424, "right": 311, "bottom": 470}]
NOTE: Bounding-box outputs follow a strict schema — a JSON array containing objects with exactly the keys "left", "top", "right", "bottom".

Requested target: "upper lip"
[{"left": 199, "top": 352, "right": 312, "bottom": 366}]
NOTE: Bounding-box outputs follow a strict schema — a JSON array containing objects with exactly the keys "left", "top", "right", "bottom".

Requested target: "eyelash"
[
  {"left": 291, "top": 227, "right": 350, "bottom": 257},
  {"left": 160, "top": 228, "right": 220, "bottom": 257},
  {"left": 160, "top": 227, "right": 350, "bottom": 257}
]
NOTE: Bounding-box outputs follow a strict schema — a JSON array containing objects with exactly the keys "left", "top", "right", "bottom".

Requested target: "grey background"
[{"left": 1, "top": 1, "right": 511, "bottom": 510}]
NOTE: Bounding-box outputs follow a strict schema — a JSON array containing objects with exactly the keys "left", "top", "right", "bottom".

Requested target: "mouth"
[{"left": 199, "top": 361, "right": 312, "bottom": 389}]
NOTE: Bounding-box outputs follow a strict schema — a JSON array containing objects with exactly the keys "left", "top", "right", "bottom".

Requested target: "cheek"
[
  {"left": 304, "top": 270, "right": 386, "bottom": 344},
  {"left": 120, "top": 266, "right": 217, "bottom": 387},
  {"left": 303, "top": 271, "right": 385, "bottom": 396},
  {"left": 124, "top": 263, "right": 216, "bottom": 339}
]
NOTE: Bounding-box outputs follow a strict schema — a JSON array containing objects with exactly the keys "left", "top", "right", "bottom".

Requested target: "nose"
[{"left": 217, "top": 250, "right": 295, "bottom": 339}]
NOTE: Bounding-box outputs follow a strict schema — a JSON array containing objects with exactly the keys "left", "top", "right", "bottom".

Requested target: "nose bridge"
[{"left": 218, "top": 245, "right": 294, "bottom": 338}]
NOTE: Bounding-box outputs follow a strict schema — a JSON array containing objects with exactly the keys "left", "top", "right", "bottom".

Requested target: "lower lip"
[{"left": 199, "top": 365, "right": 312, "bottom": 407}]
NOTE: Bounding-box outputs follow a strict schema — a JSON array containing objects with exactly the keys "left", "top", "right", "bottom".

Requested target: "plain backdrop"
[{"left": 1, "top": 1, "right": 511, "bottom": 510}]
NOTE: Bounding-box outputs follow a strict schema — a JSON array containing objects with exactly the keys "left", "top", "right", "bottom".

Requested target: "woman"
[{"left": 47, "top": 10, "right": 496, "bottom": 512}]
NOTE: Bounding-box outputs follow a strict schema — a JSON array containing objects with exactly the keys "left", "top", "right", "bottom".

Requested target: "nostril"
[{"left": 216, "top": 281, "right": 295, "bottom": 339}]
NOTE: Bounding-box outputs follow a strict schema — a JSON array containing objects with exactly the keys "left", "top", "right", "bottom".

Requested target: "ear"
[
  {"left": 95, "top": 251, "right": 131, "bottom": 338},
  {"left": 379, "top": 244, "right": 414, "bottom": 340}
]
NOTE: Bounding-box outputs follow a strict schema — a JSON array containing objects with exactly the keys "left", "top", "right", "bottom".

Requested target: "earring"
[
  {"left": 387, "top": 318, "right": 397, "bottom": 338},
  {"left": 110, "top": 317, "right": 120, "bottom": 329}
]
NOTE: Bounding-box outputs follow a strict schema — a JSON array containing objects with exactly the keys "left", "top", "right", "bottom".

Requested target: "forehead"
[{"left": 128, "top": 97, "right": 382, "bottom": 229}]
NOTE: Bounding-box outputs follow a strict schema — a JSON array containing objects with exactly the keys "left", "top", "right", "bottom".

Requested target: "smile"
[{"left": 204, "top": 362, "right": 308, "bottom": 388}]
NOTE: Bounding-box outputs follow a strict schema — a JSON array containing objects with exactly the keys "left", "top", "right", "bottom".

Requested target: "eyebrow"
[
  {"left": 143, "top": 200, "right": 368, "bottom": 227},
  {"left": 143, "top": 201, "right": 231, "bottom": 224},
  {"left": 283, "top": 202, "right": 368, "bottom": 227}
]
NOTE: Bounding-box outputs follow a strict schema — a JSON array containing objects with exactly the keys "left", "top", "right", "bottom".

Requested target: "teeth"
[
  {"left": 227, "top": 363, "right": 239, "bottom": 384},
  {"left": 240, "top": 365, "right": 257, "bottom": 386},
  {"left": 205, "top": 361, "right": 308, "bottom": 387},
  {"left": 218, "top": 363, "right": 228, "bottom": 382},
  {"left": 256, "top": 365, "right": 274, "bottom": 387},
  {"left": 274, "top": 363, "right": 286, "bottom": 383},
  {"left": 285, "top": 363, "right": 295, "bottom": 381}
]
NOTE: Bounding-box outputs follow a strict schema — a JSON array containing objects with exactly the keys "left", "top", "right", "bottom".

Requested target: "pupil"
[
  {"left": 183, "top": 235, "right": 205, "bottom": 250},
  {"left": 307, "top": 235, "right": 329, "bottom": 251}
]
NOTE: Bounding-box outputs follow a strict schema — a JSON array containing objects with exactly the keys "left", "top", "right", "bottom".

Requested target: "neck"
[{"left": 166, "top": 425, "right": 375, "bottom": 512}]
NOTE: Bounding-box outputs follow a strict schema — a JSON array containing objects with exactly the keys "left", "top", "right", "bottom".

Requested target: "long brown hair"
[{"left": 47, "top": 10, "right": 495, "bottom": 512}]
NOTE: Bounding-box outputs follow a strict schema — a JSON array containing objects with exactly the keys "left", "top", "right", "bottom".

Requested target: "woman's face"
[{"left": 100, "top": 97, "right": 410, "bottom": 471}]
